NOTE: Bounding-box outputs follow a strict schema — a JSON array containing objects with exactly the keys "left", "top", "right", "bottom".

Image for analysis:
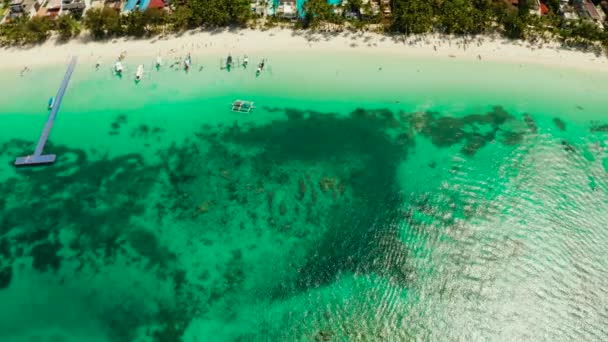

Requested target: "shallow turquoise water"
[{"left": 0, "top": 52, "right": 608, "bottom": 341}]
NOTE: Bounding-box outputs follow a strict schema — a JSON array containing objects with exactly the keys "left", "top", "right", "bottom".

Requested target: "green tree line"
[{"left": 1, "top": 0, "right": 608, "bottom": 52}]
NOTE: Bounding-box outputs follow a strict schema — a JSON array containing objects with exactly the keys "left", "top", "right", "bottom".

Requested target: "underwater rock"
[
  {"left": 0, "top": 265, "right": 12, "bottom": 289},
  {"left": 127, "top": 228, "right": 176, "bottom": 268},
  {"left": 31, "top": 241, "right": 62, "bottom": 272},
  {"left": 298, "top": 178, "right": 307, "bottom": 200},
  {"left": 523, "top": 114, "right": 537, "bottom": 133},
  {"left": 428, "top": 161, "right": 437, "bottom": 168},
  {"left": 198, "top": 201, "right": 211, "bottom": 214},
  {"left": 314, "top": 330, "right": 333, "bottom": 342},
  {"left": 319, "top": 177, "right": 336, "bottom": 193},
  {"left": 590, "top": 124, "right": 608, "bottom": 132},
  {"left": 267, "top": 191, "right": 275, "bottom": 212},
  {"left": 561, "top": 140, "right": 576, "bottom": 153},
  {"left": 0, "top": 238, "right": 10, "bottom": 260},
  {"left": 553, "top": 118, "right": 566, "bottom": 131},
  {"left": 280, "top": 202, "right": 287, "bottom": 216},
  {"left": 501, "top": 130, "right": 525, "bottom": 145}
]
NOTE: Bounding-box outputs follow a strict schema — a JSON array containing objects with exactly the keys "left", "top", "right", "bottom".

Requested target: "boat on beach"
[
  {"left": 155, "top": 55, "right": 162, "bottom": 70},
  {"left": 243, "top": 55, "right": 249, "bottom": 68},
  {"left": 135, "top": 65, "right": 144, "bottom": 82}
]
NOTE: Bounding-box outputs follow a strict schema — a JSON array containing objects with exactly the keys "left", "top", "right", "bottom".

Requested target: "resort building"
[
  {"left": 251, "top": 0, "right": 274, "bottom": 17},
  {"left": 573, "top": 0, "right": 604, "bottom": 28},
  {"left": 559, "top": 1, "right": 579, "bottom": 20},
  {"left": 276, "top": 0, "right": 296, "bottom": 19},
  {"left": 61, "top": 0, "right": 86, "bottom": 17},
  {"left": 35, "top": 0, "right": 61, "bottom": 18},
  {"left": 6, "top": 0, "right": 38, "bottom": 21}
]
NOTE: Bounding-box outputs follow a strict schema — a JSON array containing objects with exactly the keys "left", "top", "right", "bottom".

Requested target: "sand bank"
[{"left": 1, "top": 28, "right": 608, "bottom": 72}]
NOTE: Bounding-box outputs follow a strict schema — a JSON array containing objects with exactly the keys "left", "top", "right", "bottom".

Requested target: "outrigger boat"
[
  {"left": 135, "top": 65, "right": 144, "bottom": 82},
  {"left": 114, "top": 61, "right": 124, "bottom": 76},
  {"left": 184, "top": 53, "right": 192, "bottom": 71},
  {"left": 155, "top": 55, "right": 162, "bottom": 70},
  {"left": 231, "top": 100, "right": 255, "bottom": 113},
  {"left": 47, "top": 97, "right": 54, "bottom": 110},
  {"left": 242, "top": 55, "right": 249, "bottom": 68},
  {"left": 256, "top": 59, "right": 265, "bottom": 76},
  {"left": 226, "top": 54, "right": 233, "bottom": 70}
]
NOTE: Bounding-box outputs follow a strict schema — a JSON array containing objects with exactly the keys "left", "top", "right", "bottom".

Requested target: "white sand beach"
[{"left": 2, "top": 28, "right": 608, "bottom": 72}]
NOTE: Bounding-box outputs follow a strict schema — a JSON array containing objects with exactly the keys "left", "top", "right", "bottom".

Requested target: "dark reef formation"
[{"left": 0, "top": 105, "right": 536, "bottom": 340}]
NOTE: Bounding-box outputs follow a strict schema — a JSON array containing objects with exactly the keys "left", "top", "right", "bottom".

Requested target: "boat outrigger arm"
[{"left": 15, "top": 57, "right": 78, "bottom": 166}]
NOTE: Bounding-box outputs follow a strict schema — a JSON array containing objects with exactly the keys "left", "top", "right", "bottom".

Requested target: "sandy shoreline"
[{"left": 1, "top": 28, "right": 608, "bottom": 72}]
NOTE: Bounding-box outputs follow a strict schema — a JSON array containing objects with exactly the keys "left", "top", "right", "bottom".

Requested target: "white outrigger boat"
[
  {"left": 184, "top": 53, "right": 192, "bottom": 71},
  {"left": 135, "top": 65, "right": 144, "bottom": 82},
  {"left": 256, "top": 59, "right": 265, "bottom": 76},
  {"left": 231, "top": 100, "right": 255, "bottom": 113},
  {"left": 114, "top": 61, "right": 124, "bottom": 76},
  {"left": 242, "top": 55, "right": 249, "bottom": 68},
  {"left": 155, "top": 55, "right": 162, "bottom": 69}
]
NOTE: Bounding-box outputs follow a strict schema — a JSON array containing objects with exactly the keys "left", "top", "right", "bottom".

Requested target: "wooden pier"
[{"left": 15, "top": 57, "right": 78, "bottom": 166}]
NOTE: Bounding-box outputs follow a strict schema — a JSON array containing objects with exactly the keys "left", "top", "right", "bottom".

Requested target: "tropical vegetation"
[{"left": 0, "top": 0, "right": 607, "bottom": 54}]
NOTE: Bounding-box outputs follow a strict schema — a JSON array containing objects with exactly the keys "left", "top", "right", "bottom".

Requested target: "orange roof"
[
  {"left": 148, "top": 0, "right": 164, "bottom": 8},
  {"left": 540, "top": 3, "right": 549, "bottom": 15}
]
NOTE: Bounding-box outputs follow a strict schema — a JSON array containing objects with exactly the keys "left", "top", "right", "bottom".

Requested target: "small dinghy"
[
  {"left": 47, "top": 97, "right": 54, "bottom": 110},
  {"left": 242, "top": 55, "right": 249, "bottom": 68}
]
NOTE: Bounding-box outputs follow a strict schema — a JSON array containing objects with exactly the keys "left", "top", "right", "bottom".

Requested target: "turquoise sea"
[{"left": 1, "top": 51, "right": 608, "bottom": 341}]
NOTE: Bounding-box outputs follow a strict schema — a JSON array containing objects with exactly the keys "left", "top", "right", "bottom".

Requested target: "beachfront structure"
[
  {"left": 35, "top": 0, "right": 61, "bottom": 18},
  {"left": 251, "top": 0, "right": 275, "bottom": 16},
  {"left": 339, "top": 0, "right": 390, "bottom": 18},
  {"left": 5, "top": 0, "right": 38, "bottom": 21},
  {"left": 276, "top": 0, "right": 296, "bottom": 19},
  {"left": 124, "top": 0, "right": 153, "bottom": 12},
  {"left": 62, "top": 0, "right": 86, "bottom": 16},
  {"left": 573, "top": 0, "right": 605, "bottom": 28}
]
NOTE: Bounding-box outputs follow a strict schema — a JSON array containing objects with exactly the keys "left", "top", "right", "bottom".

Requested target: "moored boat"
[
  {"left": 47, "top": 97, "right": 54, "bottom": 110},
  {"left": 256, "top": 59, "right": 265, "bottom": 76},
  {"left": 135, "top": 65, "right": 144, "bottom": 82},
  {"left": 226, "top": 54, "right": 233, "bottom": 70},
  {"left": 115, "top": 61, "right": 124, "bottom": 75},
  {"left": 184, "top": 53, "right": 192, "bottom": 71}
]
